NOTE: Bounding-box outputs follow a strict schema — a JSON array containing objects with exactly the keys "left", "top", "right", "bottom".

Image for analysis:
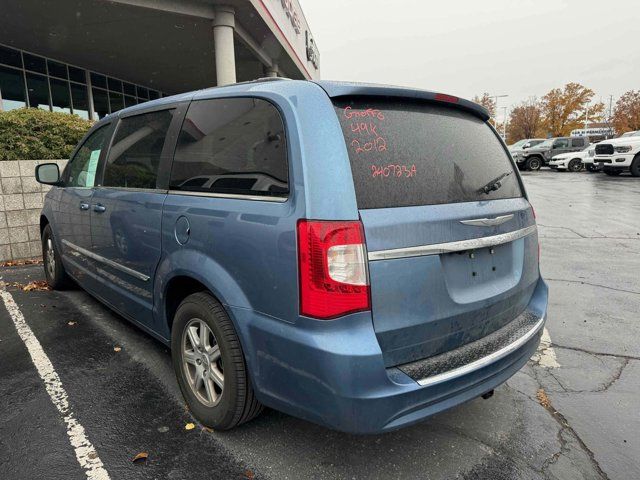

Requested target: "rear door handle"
[
  {"left": 93, "top": 204, "right": 107, "bottom": 213},
  {"left": 79, "top": 202, "right": 90, "bottom": 210}
]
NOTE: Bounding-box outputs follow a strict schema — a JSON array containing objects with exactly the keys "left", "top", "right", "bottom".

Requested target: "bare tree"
[{"left": 472, "top": 93, "right": 497, "bottom": 120}]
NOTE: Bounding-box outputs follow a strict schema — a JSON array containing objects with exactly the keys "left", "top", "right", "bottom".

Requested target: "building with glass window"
[{"left": 0, "top": 0, "right": 320, "bottom": 120}]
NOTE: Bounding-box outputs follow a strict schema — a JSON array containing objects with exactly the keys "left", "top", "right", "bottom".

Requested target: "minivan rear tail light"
[{"left": 297, "top": 220, "right": 370, "bottom": 319}]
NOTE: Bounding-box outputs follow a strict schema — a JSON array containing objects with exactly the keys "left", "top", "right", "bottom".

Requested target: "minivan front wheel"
[
  {"left": 41, "top": 224, "right": 71, "bottom": 289},
  {"left": 171, "top": 292, "right": 263, "bottom": 430}
]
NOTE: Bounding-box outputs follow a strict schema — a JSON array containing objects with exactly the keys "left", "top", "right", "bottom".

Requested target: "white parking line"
[
  {"left": 533, "top": 327, "right": 560, "bottom": 368},
  {"left": 0, "top": 284, "right": 111, "bottom": 480}
]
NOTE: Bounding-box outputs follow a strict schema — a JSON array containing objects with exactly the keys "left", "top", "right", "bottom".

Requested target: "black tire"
[
  {"left": 603, "top": 168, "right": 622, "bottom": 176},
  {"left": 171, "top": 292, "right": 263, "bottom": 430},
  {"left": 41, "top": 224, "right": 71, "bottom": 289},
  {"left": 526, "top": 156, "right": 542, "bottom": 171},
  {"left": 630, "top": 155, "right": 640, "bottom": 177},
  {"left": 568, "top": 158, "right": 582, "bottom": 172}
]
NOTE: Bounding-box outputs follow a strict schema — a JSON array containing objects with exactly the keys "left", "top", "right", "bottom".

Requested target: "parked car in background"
[
  {"left": 508, "top": 138, "right": 545, "bottom": 153},
  {"left": 594, "top": 132, "right": 640, "bottom": 177},
  {"left": 34, "top": 79, "right": 548, "bottom": 434},
  {"left": 549, "top": 145, "right": 593, "bottom": 172},
  {"left": 518, "top": 136, "right": 589, "bottom": 171}
]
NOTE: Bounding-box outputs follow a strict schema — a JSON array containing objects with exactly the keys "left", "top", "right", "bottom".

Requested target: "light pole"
[
  {"left": 491, "top": 94, "right": 508, "bottom": 127},
  {"left": 584, "top": 104, "right": 589, "bottom": 137},
  {"left": 502, "top": 106, "right": 508, "bottom": 140}
]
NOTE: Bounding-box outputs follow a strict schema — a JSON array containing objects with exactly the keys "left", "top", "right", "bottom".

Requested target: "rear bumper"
[{"left": 231, "top": 278, "right": 548, "bottom": 434}]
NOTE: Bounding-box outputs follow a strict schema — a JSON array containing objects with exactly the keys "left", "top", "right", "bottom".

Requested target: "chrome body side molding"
[
  {"left": 167, "top": 190, "right": 287, "bottom": 203},
  {"left": 61, "top": 239, "right": 150, "bottom": 282},
  {"left": 367, "top": 225, "right": 537, "bottom": 261}
]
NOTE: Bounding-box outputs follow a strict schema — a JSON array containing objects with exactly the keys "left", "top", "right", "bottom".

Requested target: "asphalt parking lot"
[{"left": 1, "top": 169, "right": 638, "bottom": 480}]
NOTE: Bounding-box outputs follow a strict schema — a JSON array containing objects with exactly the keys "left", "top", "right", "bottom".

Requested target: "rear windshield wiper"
[{"left": 478, "top": 171, "right": 512, "bottom": 195}]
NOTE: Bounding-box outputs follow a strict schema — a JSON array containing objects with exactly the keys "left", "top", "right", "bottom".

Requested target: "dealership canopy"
[{"left": 0, "top": 0, "right": 320, "bottom": 119}]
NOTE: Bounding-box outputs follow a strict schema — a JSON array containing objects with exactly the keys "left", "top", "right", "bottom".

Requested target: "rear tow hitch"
[{"left": 481, "top": 390, "right": 494, "bottom": 400}]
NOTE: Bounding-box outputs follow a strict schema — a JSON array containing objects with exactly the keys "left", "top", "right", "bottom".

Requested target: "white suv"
[{"left": 594, "top": 131, "right": 640, "bottom": 177}]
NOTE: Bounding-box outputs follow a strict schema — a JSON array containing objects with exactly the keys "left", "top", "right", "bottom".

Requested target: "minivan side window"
[
  {"left": 170, "top": 98, "right": 288, "bottom": 198},
  {"left": 103, "top": 109, "right": 174, "bottom": 189},
  {"left": 571, "top": 137, "right": 585, "bottom": 147},
  {"left": 66, "top": 125, "right": 110, "bottom": 188}
]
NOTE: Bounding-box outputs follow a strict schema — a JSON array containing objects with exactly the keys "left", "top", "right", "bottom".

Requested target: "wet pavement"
[{"left": 0, "top": 169, "right": 638, "bottom": 480}]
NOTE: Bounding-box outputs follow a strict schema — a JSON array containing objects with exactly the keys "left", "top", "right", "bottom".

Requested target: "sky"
[{"left": 299, "top": 0, "right": 640, "bottom": 123}]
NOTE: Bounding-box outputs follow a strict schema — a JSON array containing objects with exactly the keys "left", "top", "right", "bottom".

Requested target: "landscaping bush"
[{"left": 0, "top": 108, "right": 92, "bottom": 161}]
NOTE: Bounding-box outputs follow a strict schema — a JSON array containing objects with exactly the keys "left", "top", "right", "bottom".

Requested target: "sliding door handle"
[
  {"left": 93, "top": 204, "right": 107, "bottom": 213},
  {"left": 79, "top": 202, "right": 90, "bottom": 210}
]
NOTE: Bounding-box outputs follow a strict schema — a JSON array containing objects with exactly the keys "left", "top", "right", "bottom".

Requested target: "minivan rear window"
[{"left": 332, "top": 97, "right": 523, "bottom": 209}]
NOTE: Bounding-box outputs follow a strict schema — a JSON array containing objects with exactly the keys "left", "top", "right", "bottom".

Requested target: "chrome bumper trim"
[{"left": 368, "top": 225, "right": 537, "bottom": 261}]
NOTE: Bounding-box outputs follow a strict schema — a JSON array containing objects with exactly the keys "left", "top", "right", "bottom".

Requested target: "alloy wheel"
[
  {"left": 45, "top": 238, "right": 56, "bottom": 279},
  {"left": 182, "top": 319, "right": 224, "bottom": 406}
]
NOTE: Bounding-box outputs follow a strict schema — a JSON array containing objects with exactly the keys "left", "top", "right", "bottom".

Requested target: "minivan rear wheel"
[
  {"left": 171, "top": 292, "right": 263, "bottom": 430},
  {"left": 41, "top": 224, "right": 71, "bottom": 289}
]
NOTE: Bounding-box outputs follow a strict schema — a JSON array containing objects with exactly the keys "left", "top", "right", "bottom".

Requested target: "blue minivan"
[{"left": 36, "top": 79, "right": 548, "bottom": 434}]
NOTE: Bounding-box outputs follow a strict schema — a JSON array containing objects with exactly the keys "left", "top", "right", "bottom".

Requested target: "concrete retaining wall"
[{"left": 0, "top": 160, "right": 67, "bottom": 261}]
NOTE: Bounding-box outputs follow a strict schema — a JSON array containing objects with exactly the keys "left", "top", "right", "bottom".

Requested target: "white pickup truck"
[{"left": 594, "top": 131, "right": 640, "bottom": 176}]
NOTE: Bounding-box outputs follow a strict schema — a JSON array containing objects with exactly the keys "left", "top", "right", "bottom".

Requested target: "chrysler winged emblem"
[{"left": 460, "top": 214, "right": 514, "bottom": 227}]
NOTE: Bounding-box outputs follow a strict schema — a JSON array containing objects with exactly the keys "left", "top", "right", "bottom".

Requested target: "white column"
[
  {"left": 213, "top": 6, "right": 236, "bottom": 86},
  {"left": 85, "top": 70, "right": 96, "bottom": 120},
  {"left": 265, "top": 63, "right": 279, "bottom": 78}
]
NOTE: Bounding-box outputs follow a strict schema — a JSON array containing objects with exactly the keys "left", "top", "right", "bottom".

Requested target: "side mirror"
[
  {"left": 35, "top": 163, "right": 62, "bottom": 186},
  {"left": 523, "top": 143, "right": 531, "bottom": 149}
]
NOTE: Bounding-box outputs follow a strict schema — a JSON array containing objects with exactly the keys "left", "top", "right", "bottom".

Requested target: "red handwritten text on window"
[{"left": 371, "top": 164, "right": 417, "bottom": 178}]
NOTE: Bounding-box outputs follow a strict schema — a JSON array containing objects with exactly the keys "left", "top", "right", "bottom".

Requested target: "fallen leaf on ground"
[
  {"left": 132, "top": 452, "right": 148, "bottom": 463},
  {"left": 536, "top": 388, "right": 551, "bottom": 409},
  {"left": 185, "top": 422, "right": 195, "bottom": 430},
  {"left": 113, "top": 346, "right": 122, "bottom": 352},
  {"left": 244, "top": 469, "right": 255, "bottom": 479},
  {"left": 68, "top": 321, "right": 76, "bottom": 326},
  {"left": 22, "top": 281, "right": 51, "bottom": 292},
  {"left": 202, "top": 426, "right": 214, "bottom": 433},
  {"left": 0, "top": 258, "right": 43, "bottom": 267}
]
